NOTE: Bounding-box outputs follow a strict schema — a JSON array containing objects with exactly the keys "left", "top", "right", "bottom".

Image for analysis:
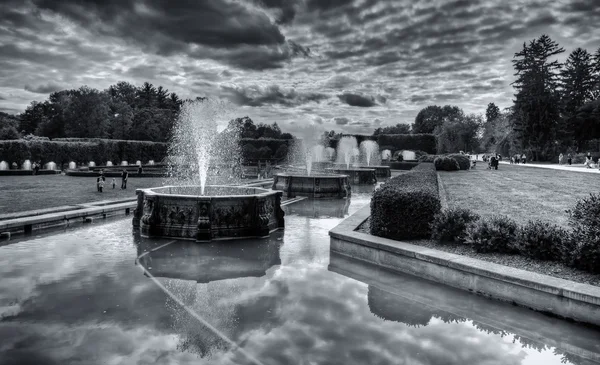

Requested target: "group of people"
[
  {"left": 31, "top": 161, "right": 42, "bottom": 175},
  {"left": 482, "top": 154, "right": 502, "bottom": 170},
  {"left": 558, "top": 152, "right": 599, "bottom": 168},
  {"left": 96, "top": 169, "right": 129, "bottom": 193},
  {"left": 509, "top": 154, "right": 527, "bottom": 164}
]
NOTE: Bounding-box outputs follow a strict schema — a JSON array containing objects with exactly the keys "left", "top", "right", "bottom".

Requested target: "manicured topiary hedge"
[
  {"left": 371, "top": 162, "right": 441, "bottom": 240},
  {"left": 389, "top": 161, "right": 419, "bottom": 170},
  {"left": 0, "top": 139, "right": 168, "bottom": 166},
  {"left": 434, "top": 156, "right": 460, "bottom": 171},
  {"left": 446, "top": 154, "right": 470, "bottom": 170}
]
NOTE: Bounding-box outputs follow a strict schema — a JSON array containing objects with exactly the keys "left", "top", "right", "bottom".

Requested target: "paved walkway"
[{"left": 498, "top": 161, "right": 600, "bottom": 174}]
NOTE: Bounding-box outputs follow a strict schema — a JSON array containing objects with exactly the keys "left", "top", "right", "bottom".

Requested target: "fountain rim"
[
  {"left": 327, "top": 167, "right": 377, "bottom": 172},
  {"left": 138, "top": 184, "right": 279, "bottom": 199},
  {"left": 274, "top": 172, "right": 350, "bottom": 179}
]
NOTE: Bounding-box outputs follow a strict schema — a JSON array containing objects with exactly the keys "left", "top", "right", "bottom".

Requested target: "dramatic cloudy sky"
[{"left": 0, "top": 0, "right": 599, "bottom": 134}]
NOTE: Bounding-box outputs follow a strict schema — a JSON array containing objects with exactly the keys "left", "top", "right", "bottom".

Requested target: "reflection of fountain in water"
[
  {"left": 45, "top": 161, "right": 57, "bottom": 170},
  {"left": 168, "top": 99, "right": 239, "bottom": 194},
  {"left": 22, "top": 159, "right": 31, "bottom": 170},
  {"left": 0, "top": 161, "right": 8, "bottom": 170},
  {"left": 360, "top": 140, "right": 380, "bottom": 166},
  {"left": 69, "top": 161, "right": 76, "bottom": 169},
  {"left": 336, "top": 136, "right": 358, "bottom": 169}
]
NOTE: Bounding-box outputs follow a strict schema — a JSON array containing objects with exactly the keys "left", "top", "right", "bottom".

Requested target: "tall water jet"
[
  {"left": 169, "top": 99, "right": 237, "bottom": 195},
  {"left": 325, "top": 147, "right": 336, "bottom": 161},
  {"left": 106, "top": 161, "right": 113, "bottom": 167},
  {"left": 336, "top": 136, "right": 358, "bottom": 169},
  {"left": 289, "top": 123, "right": 323, "bottom": 176},
  {"left": 89, "top": 161, "right": 96, "bottom": 167},
  {"left": 402, "top": 150, "right": 416, "bottom": 161},
  {"left": 0, "top": 161, "right": 8, "bottom": 170},
  {"left": 148, "top": 160, "right": 155, "bottom": 165},
  {"left": 69, "top": 161, "right": 76, "bottom": 169},
  {"left": 381, "top": 149, "right": 391, "bottom": 160},
  {"left": 45, "top": 161, "right": 57, "bottom": 170},
  {"left": 312, "top": 145, "right": 325, "bottom": 163},
  {"left": 360, "top": 140, "right": 380, "bottom": 166},
  {"left": 352, "top": 147, "right": 360, "bottom": 166},
  {"left": 22, "top": 160, "right": 31, "bottom": 170},
  {"left": 136, "top": 160, "right": 142, "bottom": 166},
  {"left": 121, "top": 161, "right": 128, "bottom": 166}
]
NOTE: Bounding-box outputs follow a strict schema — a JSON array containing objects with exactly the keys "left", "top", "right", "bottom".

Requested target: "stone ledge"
[{"left": 329, "top": 204, "right": 600, "bottom": 326}]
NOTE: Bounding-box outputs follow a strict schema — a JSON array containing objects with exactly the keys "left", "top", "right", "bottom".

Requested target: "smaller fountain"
[
  {"left": 121, "top": 161, "right": 128, "bottom": 166},
  {"left": 310, "top": 144, "right": 333, "bottom": 171},
  {"left": 330, "top": 137, "right": 377, "bottom": 183},
  {"left": 45, "top": 161, "right": 57, "bottom": 170},
  {"left": 11, "top": 162, "right": 17, "bottom": 169},
  {"left": 106, "top": 161, "right": 113, "bottom": 167},
  {"left": 22, "top": 160, "right": 32, "bottom": 170},
  {"left": 136, "top": 160, "right": 142, "bottom": 166},
  {"left": 381, "top": 149, "right": 392, "bottom": 160},
  {"left": 354, "top": 141, "right": 391, "bottom": 178},
  {"left": 325, "top": 147, "right": 336, "bottom": 161},
  {"left": 0, "top": 161, "right": 8, "bottom": 170},
  {"left": 69, "top": 161, "right": 76, "bottom": 169},
  {"left": 148, "top": 160, "right": 155, "bottom": 165},
  {"left": 89, "top": 161, "right": 96, "bottom": 167},
  {"left": 402, "top": 150, "right": 417, "bottom": 161}
]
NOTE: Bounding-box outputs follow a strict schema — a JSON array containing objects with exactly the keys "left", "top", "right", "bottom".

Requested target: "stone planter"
[
  {"left": 132, "top": 185, "right": 284, "bottom": 241},
  {"left": 272, "top": 173, "right": 351, "bottom": 199}
]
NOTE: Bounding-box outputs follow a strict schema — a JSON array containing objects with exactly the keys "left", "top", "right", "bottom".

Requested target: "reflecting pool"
[{"left": 1, "top": 187, "right": 599, "bottom": 365}]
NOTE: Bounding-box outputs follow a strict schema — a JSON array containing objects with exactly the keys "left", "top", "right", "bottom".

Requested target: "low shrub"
[
  {"left": 431, "top": 208, "right": 480, "bottom": 244},
  {"left": 515, "top": 220, "right": 571, "bottom": 261},
  {"left": 411, "top": 162, "right": 436, "bottom": 171},
  {"left": 418, "top": 154, "right": 438, "bottom": 163},
  {"left": 389, "top": 161, "right": 419, "bottom": 170},
  {"left": 434, "top": 156, "right": 460, "bottom": 171},
  {"left": 371, "top": 166, "right": 441, "bottom": 240},
  {"left": 464, "top": 215, "right": 519, "bottom": 253},
  {"left": 567, "top": 193, "right": 600, "bottom": 273},
  {"left": 446, "top": 154, "right": 470, "bottom": 170}
]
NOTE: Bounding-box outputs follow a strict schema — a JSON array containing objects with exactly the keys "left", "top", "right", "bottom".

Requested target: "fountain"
[
  {"left": 89, "top": 161, "right": 95, "bottom": 167},
  {"left": 402, "top": 150, "right": 416, "bottom": 161},
  {"left": 381, "top": 149, "right": 391, "bottom": 160},
  {"left": 354, "top": 140, "right": 391, "bottom": 178},
  {"left": 310, "top": 144, "right": 333, "bottom": 171},
  {"left": 329, "top": 137, "right": 377, "bottom": 184},
  {"left": 272, "top": 125, "right": 350, "bottom": 199},
  {"left": 325, "top": 147, "right": 336, "bottom": 161},
  {"left": 121, "top": 161, "right": 128, "bottom": 166},
  {"left": 133, "top": 99, "right": 284, "bottom": 241},
  {"left": 22, "top": 160, "right": 31, "bottom": 170},
  {"left": 44, "top": 161, "right": 57, "bottom": 170},
  {"left": 0, "top": 161, "right": 8, "bottom": 170},
  {"left": 106, "top": 161, "right": 113, "bottom": 167},
  {"left": 148, "top": 160, "right": 155, "bottom": 165},
  {"left": 136, "top": 160, "right": 142, "bottom": 166},
  {"left": 68, "top": 161, "right": 76, "bottom": 169}
]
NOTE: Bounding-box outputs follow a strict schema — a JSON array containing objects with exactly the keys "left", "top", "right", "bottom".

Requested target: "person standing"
[
  {"left": 121, "top": 168, "right": 129, "bottom": 189},
  {"left": 521, "top": 153, "right": 526, "bottom": 164},
  {"left": 559, "top": 153, "right": 563, "bottom": 164},
  {"left": 567, "top": 153, "right": 572, "bottom": 165}
]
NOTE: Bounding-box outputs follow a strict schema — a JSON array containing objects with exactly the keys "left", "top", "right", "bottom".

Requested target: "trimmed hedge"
[
  {"left": 371, "top": 162, "right": 441, "bottom": 240},
  {"left": 430, "top": 208, "right": 480, "bottom": 244},
  {"left": 515, "top": 220, "right": 571, "bottom": 262},
  {"left": 464, "top": 215, "right": 519, "bottom": 253},
  {"left": 446, "top": 154, "right": 470, "bottom": 170},
  {"left": 389, "top": 161, "right": 419, "bottom": 170},
  {"left": 418, "top": 154, "right": 438, "bottom": 163},
  {"left": 567, "top": 193, "right": 600, "bottom": 273},
  {"left": 0, "top": 139, "right": 168, "bottom": 166},
  {"left": 434, "top": 156, "right": 460, "bottom": 171}
]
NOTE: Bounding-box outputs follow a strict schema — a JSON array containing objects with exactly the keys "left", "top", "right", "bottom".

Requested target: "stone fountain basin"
[
  {"left": 272, "top": 173, "right": 351, "bottom": 199},
  {"left": 334, "top": 164, "right": 391, "bottom": 178},
  {"left": 132, "top": 185, "right": 284, "bottom": 241},
  {"left": 327, "top": 168, "right": 378, "bottom": 184}
]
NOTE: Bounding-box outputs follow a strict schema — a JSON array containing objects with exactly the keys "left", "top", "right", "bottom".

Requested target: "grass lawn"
[
  {"left": 438, "top": 164, "right": 600, "bottom": 228},
  {"left": 0, "top": 175, "right": 166, "bottom": 214}
]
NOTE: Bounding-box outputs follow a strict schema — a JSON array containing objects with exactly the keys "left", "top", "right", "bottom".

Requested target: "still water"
[{"left": 1, "top": 187, "right": 599, "bottom": 365}]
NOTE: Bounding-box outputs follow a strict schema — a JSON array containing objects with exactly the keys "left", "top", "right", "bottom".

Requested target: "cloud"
[
  {"left": 24, "top": 83, "right": 64, "bottom": 94},
  {"left": 337, "top": 93, "right": 377, "bottom": 107},
  {"left": 221, "top": 84, "right": 328, "bottom": 106},
  {"left": 323, "top": 75, "right": 356, "bottom": 89},
  {"left": 333, "top": 116, "right": 350, "bottom": 125}
]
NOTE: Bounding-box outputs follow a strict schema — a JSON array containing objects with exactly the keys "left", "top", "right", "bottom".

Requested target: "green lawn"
[
  {"left": 0, "top": 175, "right": 166, "bottom": 214},
  {"left": 438, "top": 164, "right": 600, "bottom": 228}
]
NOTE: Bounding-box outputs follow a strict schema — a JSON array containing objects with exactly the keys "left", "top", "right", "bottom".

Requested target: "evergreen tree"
[
  {"left": 511, "top": 34, "right": 564, "bottom": 161},
  {"left": 485, "top": 102, "right": 500, "bottom": 123}
]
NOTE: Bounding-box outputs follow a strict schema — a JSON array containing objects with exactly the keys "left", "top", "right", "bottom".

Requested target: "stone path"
[{"left": 498, "top": 161, "right": 600, "bottom": 174}]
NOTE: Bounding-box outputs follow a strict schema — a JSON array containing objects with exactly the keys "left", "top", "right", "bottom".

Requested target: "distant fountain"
[
  {"left": 22, "top": 160, "right": 31, "bottom": 170},
  {"left": 336, "top": 136, "right": 358, "bottom": 169},
  {"left": 313, "top": 145, "right": 325, "bottom": 163},
  {"left": 402, "top": 150, "right": 416, "bottom": 161},
  {"left": 136, "top": 160, "right": 142, "bottom": 166},
  {"left": 121, "top": 161, "right": 128, "bottom": 166},
  {"left": 106, "top": 161, "right": 113, "bottom": 167},
  {"left": 148, "top": 160, "right": 155, "bottom": 165},
  {"left": 360, "top": 141, "right": 379, "bottom": 166},
  {"left": 89, "top": 161, "right": 95, "bottom": 167},
  {"left": 45, "top": 161, "right": 57, "bottom": 170},
  {"left": 69, "top": 161, "right": 76, "bottom": 169},
  {"left": 0, "top": 161, "right": 7, "bottom": 170},
  {"left": 133, "top": 99, "right": 284, "bottom": 241},
  {"left": 381, "top": 149, "right": 391, "bottom": 160}
]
